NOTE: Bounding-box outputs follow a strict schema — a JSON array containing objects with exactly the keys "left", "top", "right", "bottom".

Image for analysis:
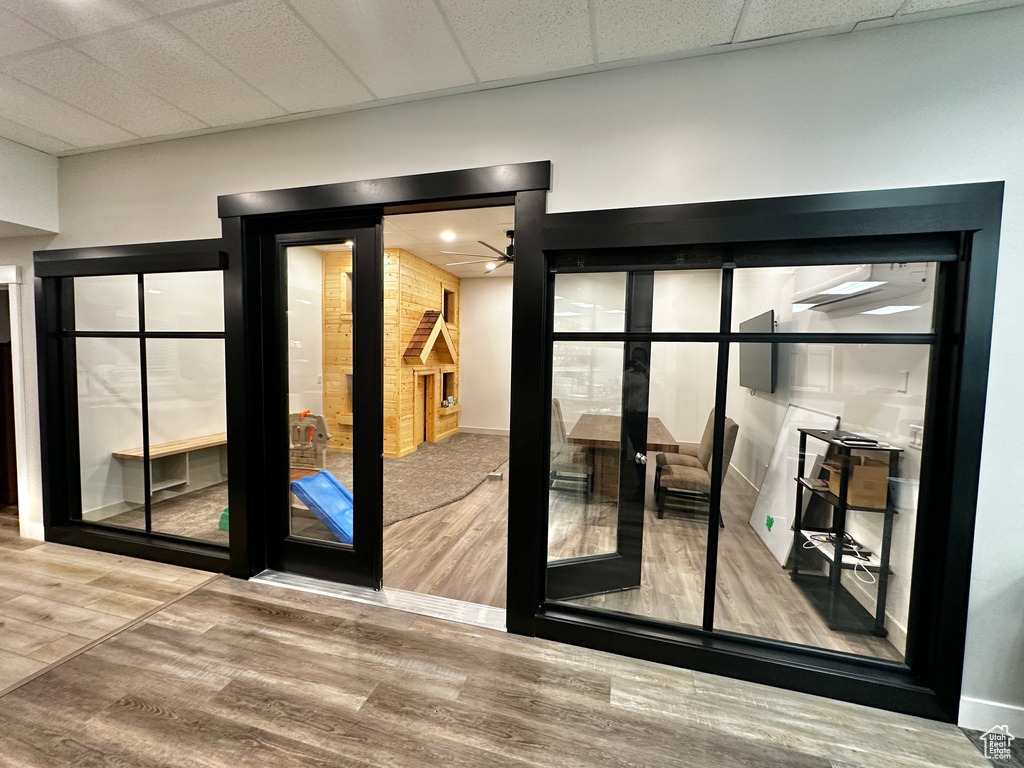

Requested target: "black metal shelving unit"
[{"left": 791, "top": 428, "right": 901, "bottom": 637}]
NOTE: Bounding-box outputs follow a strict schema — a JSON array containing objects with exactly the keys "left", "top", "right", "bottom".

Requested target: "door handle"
[{"left": 635, "top": 452, "right": 647, "bottom": 466}]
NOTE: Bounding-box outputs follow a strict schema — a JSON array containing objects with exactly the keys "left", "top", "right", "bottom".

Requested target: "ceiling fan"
[{"left": 444, "top": 230, "right": 514, "bottom": 272}]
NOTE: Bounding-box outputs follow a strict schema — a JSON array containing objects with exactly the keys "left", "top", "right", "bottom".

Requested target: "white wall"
[
  {"left": 5, "top": 5, "right": 1020, "bottom": 728},
  {"left": 286, "top": 246, "right": 324, "bottom": 416},
  {"left": 0, "top": 137, "right": 58, "bottom": 236},
  {"left": 459, "top": 276, "right": 512, "bottom": 432}
]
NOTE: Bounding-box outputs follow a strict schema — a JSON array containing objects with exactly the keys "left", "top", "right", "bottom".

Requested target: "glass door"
[{"left": 265, "top": 220, "right": 384, "bottom": 587}]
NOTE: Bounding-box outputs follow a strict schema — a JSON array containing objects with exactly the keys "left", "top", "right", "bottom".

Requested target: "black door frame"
[
  {"left": 218, "top": 162, "right": 553, "bottom": 586},
  {"left": 514, "top": 182, "right": 1002, "bottom": 722}
]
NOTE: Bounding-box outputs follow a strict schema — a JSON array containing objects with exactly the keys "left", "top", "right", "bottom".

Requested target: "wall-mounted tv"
[{"left": 739, "top": 310, "right": 777, "bottom": 393}]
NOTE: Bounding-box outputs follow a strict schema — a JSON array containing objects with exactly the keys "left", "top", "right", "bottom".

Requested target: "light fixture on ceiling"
[
  {"left": 147, "top": 290, "right": 162, "bottom": 294},
  {"left": 297, "top": 299, "right": 312, "bottom": 305},
  {"left": 441, "top": 231, "right": 456, "bottom": 242},
  {"left": 820, "top": 280, "right": 885, "bottom": 295},
  {"left": 571, "top": 302, "right": 594, "bottom": 308},
  {"left": 485, "top": 263, "right": 498, "bottom": 271},
  {"left": 792, "top": 303, "right": 816, "bottom": 313},
  {"left": 554, "top": 311, "right": 581, "bottom": 317},
  {"left": 860, "top": 305, "right": 921, "bottom": 315},
  {"left": 606, "top": 309, "right": 626, "bottom": 314}
]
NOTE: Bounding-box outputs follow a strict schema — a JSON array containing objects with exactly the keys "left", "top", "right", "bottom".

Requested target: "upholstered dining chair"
[{"left": 654, "top": 409, "right": 739, "bottom": 527}]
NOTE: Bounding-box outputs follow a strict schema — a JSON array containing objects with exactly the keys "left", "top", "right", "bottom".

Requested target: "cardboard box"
[{"left": 824, "top": 457, "right": 890, "bottom": 509}]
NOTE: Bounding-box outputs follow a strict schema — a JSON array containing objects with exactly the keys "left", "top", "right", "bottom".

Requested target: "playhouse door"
[{"left": 265, "top": 216, "right": 384, "bottom": 588}]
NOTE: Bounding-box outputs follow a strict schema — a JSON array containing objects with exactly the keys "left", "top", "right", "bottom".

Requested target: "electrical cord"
[{"left": 802, "top": 533, "right": 877, "bottom": 584}]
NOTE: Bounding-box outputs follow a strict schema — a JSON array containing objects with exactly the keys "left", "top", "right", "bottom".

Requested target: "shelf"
[
  {"left": 795, "top": 477, "right": 897, "bottom": 514},
  {"left": 439, "top": 404, "right": 461, "bottom": 415},
  {"left": 790, "top": 572, "right": 888, "bottom": 637},
  {"left": 797, "top": 428, "right": 903, "bottom": 453},
  {"left": 797, "top": 530, "right": 889, "bottom": 573}
]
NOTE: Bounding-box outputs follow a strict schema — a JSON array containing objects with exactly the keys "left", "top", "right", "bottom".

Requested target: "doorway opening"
[{"left": 379, "top": 205, "right": 513, "bottom": 613}]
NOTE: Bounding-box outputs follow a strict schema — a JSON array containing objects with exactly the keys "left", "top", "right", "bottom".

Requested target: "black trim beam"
[
  {"left": 544, "top": 183, "right": 1002, "bottom": 250},
  {"left": 549, "top": 233, "right": 960, "bottom": 271},
  {"left": 218, "top": 162, "right": 551, "bottom": 218},
  {"left": 35, "top": 239, "right": 225, "bottom": 277},
  {"left": 552, "top": 332, "right": 937, "bottom": 345}
]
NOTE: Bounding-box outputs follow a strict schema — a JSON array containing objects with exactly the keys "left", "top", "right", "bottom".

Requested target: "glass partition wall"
[
  {"left": 67, "top": 270, "right": 228, "bottom": 546},
  {"left": 546, "top": 261, "right": 939, "bottom": 664}
]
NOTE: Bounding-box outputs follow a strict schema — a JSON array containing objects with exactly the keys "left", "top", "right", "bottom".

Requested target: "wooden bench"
[{"left": 113, "top": 433, "right": 228, "bottom": 503}]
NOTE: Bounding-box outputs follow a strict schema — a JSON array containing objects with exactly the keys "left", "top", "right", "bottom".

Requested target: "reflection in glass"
[
  {"left": 146, "top": 338, "right": 228, "bottom": 544},
  {"left": 651, "top": 270, "right": 721, "bottom": 332},
  {"left": 73, "top": 275, "right": 138, "bottom": 332},
  {"left": 78, "top": 338, "right": 145, "bottom": 529},
  {"left": 144, "top": 272, "right": 224, "bottom": 332},
  {"left": 716, "top": 342, "right": 927, "bottom": 661},
  {"left": 731, "top": 263, "right": 937, "bottom": 334},
  {"left": 286, "top": 245, "right": 354, "bottom": 546},
  {"left": 552, "top": 272, "right": 627, "bottom": 333},
  {"left": 547, "top": 341, "right": 623, "bottom": 560}
]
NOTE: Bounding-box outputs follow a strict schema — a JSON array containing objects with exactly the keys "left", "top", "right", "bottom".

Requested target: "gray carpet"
[
  {"left": 327, "top": 432, "right": 509, "bottom": 526},
  {"left": 101, "top": 432, "right": 509, "bottom": 542}
]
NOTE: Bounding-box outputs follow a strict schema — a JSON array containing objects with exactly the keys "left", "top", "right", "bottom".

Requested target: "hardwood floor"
[
  {"left": 384, "top": 455, "right": 901, "bottom": 660},
  {"left": 0, "top": 575, "right": 989, "bottom": 768},
  {"left": 0, "top": 505, "right": 215, "bottom": 692},
  {"left": 383, "top": 461, "right": 509, "bottom": 608}
]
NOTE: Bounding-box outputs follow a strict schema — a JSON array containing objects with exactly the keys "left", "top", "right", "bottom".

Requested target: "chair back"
[
  {"left": 712, "top": 418, "right": 740, "bottom": 487},
  {"left": 551, "top": 398, "right": 569, "bottom": 454},
  {"left": 696, "top": 408, "right": 715, "bottom": 469}
]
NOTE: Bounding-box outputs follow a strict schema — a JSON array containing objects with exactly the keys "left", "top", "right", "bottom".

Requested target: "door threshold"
[{"left": 252, "top": 570, "right": 506, "bottom": 632}]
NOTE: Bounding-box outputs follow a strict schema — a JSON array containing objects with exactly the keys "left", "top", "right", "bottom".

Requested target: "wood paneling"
[{"left": 324, "top": 247, "right": 459, "bottom": 457}]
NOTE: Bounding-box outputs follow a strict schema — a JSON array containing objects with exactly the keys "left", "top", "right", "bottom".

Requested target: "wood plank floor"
[
  {"left": 383, "top": 457, "right": 901, "bottom": 660},
  {"left": 0, "top": 505, "right": 215, "bottom": 692},
  {"left": 0, "top": 575, "right": 989, "bottom": 768}
]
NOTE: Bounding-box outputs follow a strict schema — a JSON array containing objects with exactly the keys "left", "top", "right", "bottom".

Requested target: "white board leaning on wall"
[{"left": 750, "top": 404, "right": 840, "bottom": 567}]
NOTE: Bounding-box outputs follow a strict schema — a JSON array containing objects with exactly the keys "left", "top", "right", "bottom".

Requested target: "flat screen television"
[{"left": 739, "top": 310, "right": 776, "bottom": 393}]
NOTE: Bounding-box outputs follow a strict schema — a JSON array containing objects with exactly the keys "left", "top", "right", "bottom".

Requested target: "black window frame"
[
  {"left": 511, "top": 182, "right": 1002, "bottom": 723},
  {"left": 35, "top": 239, "right": 233, "bottom": 573}
]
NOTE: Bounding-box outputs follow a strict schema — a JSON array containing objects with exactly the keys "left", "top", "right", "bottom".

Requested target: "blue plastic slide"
[{"left": 290, "top": 470, "right": 354, "bottom": 545}]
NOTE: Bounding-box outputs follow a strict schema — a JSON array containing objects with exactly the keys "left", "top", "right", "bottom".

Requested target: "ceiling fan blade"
[
  {"left": 441, "top": 250, "right": 499, "bottom": 258},
  {"left": 446, "top": 259, "right": 499, "bottom": 266},
  {"left": 477, "top": 240, "right": 506, "bottom": 257}
]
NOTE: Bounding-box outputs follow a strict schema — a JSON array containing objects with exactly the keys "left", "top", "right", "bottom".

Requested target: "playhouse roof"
[{"left": 403, "top": 310, "right": 456, "bottom": 365}]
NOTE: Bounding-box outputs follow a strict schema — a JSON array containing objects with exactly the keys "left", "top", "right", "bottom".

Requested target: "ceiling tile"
[
  {"left": 169, "top": 0, "right": 372, "bottom": 112},
  {"left": 1, "top": 47, "right": 207, "bottom": 137},
  {"left": 0, "top": 0, "right": 152, "bottom": 40},
  {"left": 0, "top": 113, "right": 74, "bottom": 154},
  {"left": 135, "top": 0, "right": 230, "bottom": 13},
  {"left": 735, "top": 0, "right": 904, "bottom": 42},
  {"left": 593, "top": 0, "right": 746, "bottom": 62},
  {"left": 0, "top": 7, "right": 57, "bottom": 57},
  {"left": 288, "top": 0, "right": 476, "bottom": 99},
  {"left": 436, "top": 0, "right": 593, "bottom": 81},
  {"left": 76, "top": 21, "right": 285, "bottom": 126},
  {"left": 0, "top": 73, "right": 135, "bottom": 146},
  {"left": 901, "top": 0, "right": 1014, "bottom": 11}
]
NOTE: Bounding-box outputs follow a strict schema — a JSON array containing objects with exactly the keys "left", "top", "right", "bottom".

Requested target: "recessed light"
[
  {"left": 441, "top": 231, "right": 456, "bottom": 242},
  {"left": 554, "top": 311, "right": 581, "bottom": 317},
  {"left": 792, "top": 303, "right": 816, "bottom": 313},
  {"left": 860, "top": 305, "right": 921, "bottom": 315},
  {"left": 820, "top": 280, "right": 885, "bottom": 295}
]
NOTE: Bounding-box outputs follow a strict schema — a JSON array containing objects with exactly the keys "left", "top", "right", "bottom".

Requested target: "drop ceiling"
[{"left": 0, "top": 0, "right": 1018, "bottom": 156}]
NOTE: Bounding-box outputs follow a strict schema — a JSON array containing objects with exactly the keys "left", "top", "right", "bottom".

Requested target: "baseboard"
[
  {"left": 959, "top": 695, "right": 1024, "bottom": 733},
  {"left": 19, "top": 519, "right": 44, "bottom": 541},
  {"left": 459, "top": 426, "right": 510, "bottom": 436}
]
